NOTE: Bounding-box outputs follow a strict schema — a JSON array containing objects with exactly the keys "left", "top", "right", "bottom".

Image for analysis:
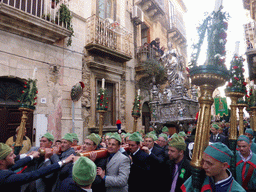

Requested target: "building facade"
[{"left": 0, "top": 0, "right": 187, "bottom": 145}]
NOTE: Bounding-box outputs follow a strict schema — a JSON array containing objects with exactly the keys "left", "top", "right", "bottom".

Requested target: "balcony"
[
  {"left": 168, "top": 12, "right": 186, "bottom": 45},
  {"left": 0, "top": 0, "right": 72, "bottom": 44},
  {"left": 135, "top": 0, "right": 165, "bottom": 20},
  {"left": 85, "top": 15, "right": 132, "bottom": 63}
]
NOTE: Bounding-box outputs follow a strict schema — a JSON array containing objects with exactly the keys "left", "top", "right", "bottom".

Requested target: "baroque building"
[{"left": 0, "top": 0, "right": 187, "bottom": 145}]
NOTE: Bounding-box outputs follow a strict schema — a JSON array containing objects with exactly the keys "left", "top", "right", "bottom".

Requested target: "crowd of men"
[{"left": 0, "top": 121, "right": 256, "bottom": 192}]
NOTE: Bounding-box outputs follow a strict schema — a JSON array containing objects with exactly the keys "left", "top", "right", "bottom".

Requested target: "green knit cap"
[
  {"left": 238, "top": 135, "right": 250, "bottom": 144},
  {"left": 71, "top": 133, "right": 79, "bottom": 142},
  {"left": 149, "top": 130, "right": 156, "bottom": 135},
  {"left": 145, "top": 133, "right": 157, "bottom": 141},
  {"left": 86, "top": 133, "right": 101, "bottom": 146},
  {"left": 0, "top": 143, "right": 12, "bottom": 160},
  {"left": 158, "top": 133, "right": 168, "bottom": 141},
  {"left": 129, "top": 132, "right": 143, "bottom": 142},
  {"left": 62, "top": 133, "right": 73, "bottom": 143},
  {"left": 124, "top": 133, "right": 132, "bottom": 138},
  {"left": 204, "top": 142, "right": 233, "bottom": 165},
  {"left": 168, "top": 136, "right": 186, "bottom": 151},
  {"left": 211, "top": 123, "right": 220, "bottom": 130},
  {"left": 43, "top": 132, "right": 54, "bottom": 142},
  {"left": 109, "top": 132, "right": 122, "bottom": 143},
  {"left": 162, "top": 126, "right": 169, "bottom": 132},
  {"left": 245, "top": 128, "right": 254, "bottom": 136},
  {"left": 72, "top": 156, "right": 97, "bottom": 186},
  {"left": 171, "top": 133, "right": 178, "bottom": 139},
  {"left": 178, "top": 131, "right": 186, "bottom": 137}
]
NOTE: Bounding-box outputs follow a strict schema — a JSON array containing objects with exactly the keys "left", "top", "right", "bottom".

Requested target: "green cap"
[
  {"left": 42, "top": 132, "right": 54, "bottom": 142},
  {"left": 62, "top": 133, "right": 74, "bottom": 143},
  {"left": 72, "top": 156, "right": 97, "bottom": 186},
  {"left": 124, "top": 133, "right": 132, "bottom": 139},
  {"left": 105, "top": 132, "right": 113, "bottom": 137},
  {"left": 211, "top": 123, "right": 220, "bottom": 130},
  {"left": 245, "top": 128, "right": 254, "bottom": 136},
  {"left": 162, "top": 126, "right": 169, "bottom": 132},
  {"left": 178, "top": 131, "right": 186, "bottom": 137},
  {"left": 145, "top": 133, "right": 157, "bottom": 141},
  {"left": 71, "top": 133, "right": 79, "bottom": 142},
  {"left": 238, "top": 135, "right": 250, "bottom": 144},
  {"left": 171, "top": 133, "right": 178, "bottom": 139},
  {"left": 129, "top": 132, "right": 143, "bottom": 142},
  {"left": 158, "top": 133, "right": 168, "bottom": 141},
  {"left": 0, "top": 143, "right": 12, "bottom": 160},
  {"left": 86, "top": 133, "right": 101, "bottom": 146},
  {"left": 109, "top": 132, "right": 122, "bottom": 143},
  {"left": 168, "top": 136, "right": 186, "bottom": 151},
  {"left": 204, "top": 142, "right": 233, "bottom": 165}
]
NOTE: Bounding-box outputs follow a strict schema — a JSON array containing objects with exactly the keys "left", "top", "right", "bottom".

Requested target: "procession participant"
[
  {"left": 97, "top": 132, "right": 131, "bottom": 192},
  {"left": 71, "top": 133, "right": 79, "bottom": 146},
  {"left": 57, "top": 156, "right": 97, "bottom": 192},
  {"left": 0, "top": 143, "right": 74, "bottom": 192},
  {"left": 178, "top": 131, "right": 191, "bottom": 160},
  {"left": 236, "top": 135, "right": 256, "bottom": 191},
  {"left": 181, "top": 142, "right": 245, "bottom": 192},
  {"left": 6, "top": 126, "right": 31, "bottom": 154},
  {"left": 57, "top": 133, "right": 105, "bottom": 192},
  {"left": 163, "top": 136, "right": 191, "bottom": 192},
  {"left": 157, "top": 133, "right": 169, "bottom": 160},
  {"left": 209, "top": 123, "right": 228, "bottom": 146},
  {"left": 123, "top": 133, "right": 131, "bottom": 145},
  {"left": 244, "top": 128, "right": 256, "bottom": 154},
  {"left": 128, "top": 132, "right": 151, "bottom": 192},
  {"left": 51, "top": 133, "right": 76, "bottom": 192},
  {"left": 21, "top": 132, "right": 56, "bottom": 192}
]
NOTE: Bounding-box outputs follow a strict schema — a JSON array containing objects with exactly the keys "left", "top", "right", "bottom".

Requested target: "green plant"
[
  {"left": 59, "top": 3, "right": 74, "bottom": 46},
  {"left": 96, "top": 88, "right": 108, "bottom": 111},
  {"left": 132, "top": 94, "right": 141, "bottom": 117}
]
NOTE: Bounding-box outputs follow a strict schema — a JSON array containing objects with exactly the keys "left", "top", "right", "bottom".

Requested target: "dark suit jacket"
[
  {"left": 128, "top": 149, "right": 151, "bottom": 192},
  {"left": 163, "top": 157, "right": 192, "bottom": 192},
  {"left": 56, "top": 177, "right": 90, "bottom": 192},
  {"left": 149, "top": 145, "right": 166, "bottom": 191},
  {"left": 0, "top": 158, "right": 61, "bottom": 192},
  {"left": 210, "top": 133, "right": 228, "bottom": 146}
]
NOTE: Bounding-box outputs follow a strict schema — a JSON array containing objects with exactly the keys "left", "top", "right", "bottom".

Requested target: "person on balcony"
[{"left": 150, "top": 38, "right": 161, "bottom": 57}]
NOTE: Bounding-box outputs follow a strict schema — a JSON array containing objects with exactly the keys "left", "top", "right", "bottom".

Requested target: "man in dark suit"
[
  {"left": 0, "top": 143, "right": 74, "bottom": 192},
  {"left": 209, "top": 123, "right": 228, "bottom": 146},
  {"left": 50, "top": 133, "right": 76, "bottom": 191},
  {"left": 163, "top": 136, "right": 192, "bottom": 192},
  {"left": 142, "top": 133, "right": 166, "bottom": 191},
  {"left": 128, "top": 132, "right": 151, "bottom": 192}
]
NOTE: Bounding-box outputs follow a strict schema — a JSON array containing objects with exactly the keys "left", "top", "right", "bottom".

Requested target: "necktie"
[{"left": 171, "top": 164, "right": 179, "bottom": 192}]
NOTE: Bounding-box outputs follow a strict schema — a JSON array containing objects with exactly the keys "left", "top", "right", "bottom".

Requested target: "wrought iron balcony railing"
[
  {"left": 85, "top": 15, "right": 132, "bottom": 62},
  {"left": 0, "top": 0, "right": 72, "bottom": 43}
]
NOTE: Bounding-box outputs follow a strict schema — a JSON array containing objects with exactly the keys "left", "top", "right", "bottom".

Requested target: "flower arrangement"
[
  {"left": 17, "top": 79, "right": 38, "bottom": 109},
  {"left": 225, "top": 55, "right": 246, "bottom": 93},
  {"left": 189, "top": 8, "right": 229, "bottom": 67},
  {"left": 132, "top": 94, "right": 141, "bottom": 117},
  {"left": 96, "top": 88, "right": 108, "bottom": 111}
]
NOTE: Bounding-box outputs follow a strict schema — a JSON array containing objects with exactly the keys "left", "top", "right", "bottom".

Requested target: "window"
[
  {"left": 96, "top": 80, "right": 116, "bottom": 126},
  {"left": 97, "top": 0, "right": 116, "bottom": 20}
]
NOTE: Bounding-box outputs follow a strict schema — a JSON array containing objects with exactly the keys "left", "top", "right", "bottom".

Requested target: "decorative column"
[
  {"left": 96, "top": 79, "right": 108, "bottom": 137},
  {"left": 189, "top": 66, "right": 229, "bottom": 191},
  {"left": 132, "top": 90, "right": 141, "bottom": 132},
  {"left": 251, "top": 106, "right": 256, "bottom": 134},
  {"left": 15, "top": 78, "right": 38, "bottom": 155},
  {"left": 237, "top": 100, "right": 248, "bottom": 136}
]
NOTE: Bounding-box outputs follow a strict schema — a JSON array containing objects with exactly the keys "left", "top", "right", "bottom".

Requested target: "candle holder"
[
  {"left": 131, "top": 93, "right": 141, "bottom": 132},
  {"left": 96, "top": 87, "right": 108, "bottom": 136},
  {"left": 237, "top": 98, "right": 248, "bottom": 136}
]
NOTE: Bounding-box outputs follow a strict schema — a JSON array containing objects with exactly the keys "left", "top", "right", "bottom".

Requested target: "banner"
[{"left": 214, "top": 97, "right": 228, "bottom": 117}]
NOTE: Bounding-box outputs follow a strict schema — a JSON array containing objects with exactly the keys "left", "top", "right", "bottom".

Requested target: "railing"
[
  {"left": 85, "top": 15, "right": 132, "bottom": 57},
  {"left": 244, "top": 22, "right": 255, "bottom": 50},
  {"left": 0, "top": 0, "right": 70, "bottom": 29},
  {"left": 136, "top": 46, "right": 163, "bottom": 63}
]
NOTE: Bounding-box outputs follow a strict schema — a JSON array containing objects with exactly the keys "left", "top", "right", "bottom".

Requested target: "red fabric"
[
  {"left": 236, "top": 160, "right": 243, "bottom": 166},
  {"left": 201, "top": 184, "right": 212, "bottom": 192},
  {"left": 180, "top": 184, "right": 186, "bottom": 192},
  {"left": 195, "top": 112, "right": 199, "bottom": 120},
  {"left": 16, "top": 166, "right": 27, "bottom": 174},
  {"left": 116, "top": 119, "right": 121, "bottom": 124},
  {"left": 242, "top": 162, "right": 247, "bottom": 182}
]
